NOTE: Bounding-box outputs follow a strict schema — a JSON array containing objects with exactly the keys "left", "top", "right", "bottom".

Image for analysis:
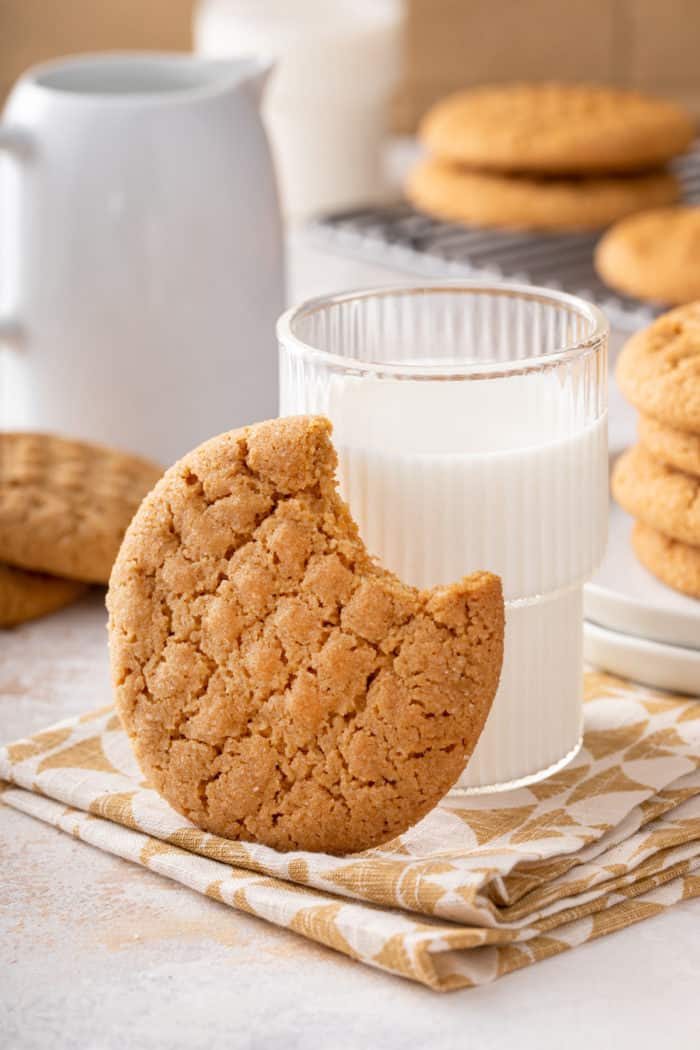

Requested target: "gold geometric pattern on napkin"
[{"left": 1, "top": 671, "right": 699, "bottom": 991}]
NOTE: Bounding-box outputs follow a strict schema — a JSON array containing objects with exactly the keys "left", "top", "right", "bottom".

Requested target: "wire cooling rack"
[{"left": 307, "top": 148, "right": 700, "bottom": 332}]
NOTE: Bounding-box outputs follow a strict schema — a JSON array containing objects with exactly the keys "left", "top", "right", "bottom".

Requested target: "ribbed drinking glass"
[{"left": 278, "top": 282, "right": 608, "bottom": 791}]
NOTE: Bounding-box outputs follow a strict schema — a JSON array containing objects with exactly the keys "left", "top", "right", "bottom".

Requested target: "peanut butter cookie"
[
  {"left": 616, "top": 303, "right": 700, "bottom": 434},
  {"left": 419, "top": 83, "right": 695, "bottom": 174},
  {"left": 638, "top": 415, "right": 700, "bottom": 477},
  {"left": 632, "top": 522, "right": 700, "bottom": 599},
  {"left": 0, "top": 563, "right": 88, "bottom": 628},
  {"left": 0, "top": 433, "right": 162, "bottom": 584},
  {"left": 108, "top": 417, "right": 504, "bottom": 855},
  {"left": 611, "top": 445, "right": 700, "bottom": 546},
  {"left": 406, "top": 159, "right": 679, "bottom": 232},
  {"left": 595, "top": 207, "right": 700, "bottom": 305}
]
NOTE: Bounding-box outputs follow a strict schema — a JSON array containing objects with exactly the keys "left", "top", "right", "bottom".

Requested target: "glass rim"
[{"left": 277, "top": 280, "right": 609, "bottom": 380}]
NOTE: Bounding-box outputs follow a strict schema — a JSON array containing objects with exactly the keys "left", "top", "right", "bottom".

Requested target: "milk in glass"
[{"left": 279, "top": 286, "right": 608, "bottom": 790}]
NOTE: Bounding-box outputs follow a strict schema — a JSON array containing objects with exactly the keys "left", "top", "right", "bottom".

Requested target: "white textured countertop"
[{"left": 2, "top": 231, "right": 699, "bottom": 1049}]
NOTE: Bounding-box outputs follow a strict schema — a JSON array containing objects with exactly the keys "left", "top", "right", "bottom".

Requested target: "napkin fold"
[{"left": 2, "top": 671, "right": 699, "bottom": 991}]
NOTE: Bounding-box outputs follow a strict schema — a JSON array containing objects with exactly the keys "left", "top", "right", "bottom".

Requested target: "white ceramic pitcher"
[{"left": 0, "top": 53, "right": 284, "bottom": 465}]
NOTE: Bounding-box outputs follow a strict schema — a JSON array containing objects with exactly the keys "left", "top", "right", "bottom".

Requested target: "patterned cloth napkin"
[{"left": 2, "top": 671, "right": 699, "bottom": 991}]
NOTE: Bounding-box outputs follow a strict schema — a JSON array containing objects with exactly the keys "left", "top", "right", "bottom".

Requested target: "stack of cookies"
[
  {"left": 407, "top": 83, "right": 694, "bottom": 232},
  {"left": 0, "top": 432, "right": 161, "bottom": 627},
  {"left": 612, "top": 303, "right": 700, "bottom": 599}
]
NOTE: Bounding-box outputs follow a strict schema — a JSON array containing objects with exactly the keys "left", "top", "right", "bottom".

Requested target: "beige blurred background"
[{"left": 3, "top": 0, "right": 700, "bottom": 128}]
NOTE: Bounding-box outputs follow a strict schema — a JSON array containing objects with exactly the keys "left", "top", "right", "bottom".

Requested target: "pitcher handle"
[{"left": 0, "top": 124, "right": 30, "bottom": 349}]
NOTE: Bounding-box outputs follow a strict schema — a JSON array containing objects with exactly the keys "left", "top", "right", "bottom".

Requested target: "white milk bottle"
[
  {"left": 278, "top": 284, "right": 608, "bottom": 791},
  {"left": 195, "top": 0, "right": 403, "bottom": 218}
]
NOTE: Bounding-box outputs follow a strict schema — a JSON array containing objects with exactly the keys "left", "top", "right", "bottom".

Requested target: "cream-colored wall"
[
  {"left": 394, "top": 0, "right": 700, "bottom": 130},
  {"left": 0, "top": 0, "right": 194, "bottom": 106},
  {"left": 2, "top": 1, "right": 698, "bottom": 130}
]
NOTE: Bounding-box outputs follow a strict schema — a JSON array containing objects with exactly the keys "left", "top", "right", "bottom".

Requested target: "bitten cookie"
[
  {"left": 419, "top": 83, "right": 695, "bottom": 175},
  {"left": 632, "top": 522, "right": 700, "bottom": 600},
  {"left": 638, "top": 415, "right": 700, "bottom": 477},
  {"left": 0, "top": 563, "right": 88, "bottom": 628},
  {"left": 595, "top": 207, "right": 700, "bottom": 305},
  {"left": 0, "top": 433, "right": 162, "bottom": 584},
  {"left": 616, "top": 303, "right": 700, "bottom": 434},
  {"left": 406, "top": 159, "right": 679, "bottom": 232},
  {"left": 108, "top": 416, "right": 504, "bottom": 855},
  {"left": 611, "top": 445, "right": 700, "bottom": 546}
]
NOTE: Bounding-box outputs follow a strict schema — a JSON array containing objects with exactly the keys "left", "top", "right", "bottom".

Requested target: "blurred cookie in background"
[
  {"left": 418, "top": 83, "right": 695, "bottom": 175},
  {"left": 0, "top": 432, "right": 162, "bottom": 585},
  {"left": 595, "top": 207, "right": 700, "bottom": 305},
  {"left": 406, "top": 158, "right": 679, "bottom": 232},
  {"left": 0, "top": 563, "right": 88, "bottom": 628},
  {"left": 409, "top": 82, "right": 694, "bottom": 234}
]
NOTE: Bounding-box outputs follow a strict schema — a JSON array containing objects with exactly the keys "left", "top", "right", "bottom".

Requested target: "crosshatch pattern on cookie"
[
  {"left": 0, "top": 432, "right": 162, "bottom": 583},
  {"left": 419, "top": 84, "right": 695, "bottom": 174}
]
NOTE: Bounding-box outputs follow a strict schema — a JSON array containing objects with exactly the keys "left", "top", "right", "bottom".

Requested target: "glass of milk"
[{"left": 278, "top": 283, "right": 608, "bottom": 792}]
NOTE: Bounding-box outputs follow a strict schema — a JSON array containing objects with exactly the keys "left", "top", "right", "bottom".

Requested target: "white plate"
[{"left": 584, "top": 620, "right": 700, "bottom": 695}]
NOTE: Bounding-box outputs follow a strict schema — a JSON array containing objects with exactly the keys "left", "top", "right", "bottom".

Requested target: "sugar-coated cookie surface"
[
  {"left": 612, "top": 445, "right": 700, "bottom": 546},
  {"left": 0, "top": 432, "right": 162, "bottom": 584},
  {"left": 638, "top": 415, "right": 700, "bottom": 478},
  {"left": 406, "top": 159, "right": 679, "bottom": 232},
  {"left": 0, "top": 563, "right": 88, "bottom": 628},
  {"left": 595, "top": 208, "right": 700, "bottom": 305},
  {"left": 632, "top": 522, "right": 700, "bottom": 599},
  {"left": 616, "top": 303, "right": 700, "bottom": 435},
  {"left": 419, "top": 83, "right": 695, "bottom": 174},
  {"left": 108, "top": 417, "right": 504, "bottom": 855}
]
